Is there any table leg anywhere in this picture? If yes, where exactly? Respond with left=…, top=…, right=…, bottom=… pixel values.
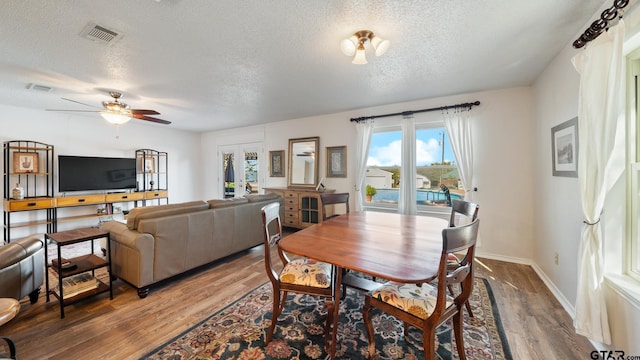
left=330, top=266, right=342, bottom=360
left=45, top=234, right=50, bottom=302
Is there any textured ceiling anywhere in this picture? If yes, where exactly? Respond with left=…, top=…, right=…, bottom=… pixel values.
left=0, top=0, right=607, bottom=132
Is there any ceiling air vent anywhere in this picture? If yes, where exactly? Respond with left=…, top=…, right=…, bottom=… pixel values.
left=26, top=83, right=54, bottom=92
left=79, top=23, right=122, bottom=46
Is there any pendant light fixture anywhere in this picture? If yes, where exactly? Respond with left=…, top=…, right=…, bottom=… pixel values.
left=340, top=30, right=390, bottom=64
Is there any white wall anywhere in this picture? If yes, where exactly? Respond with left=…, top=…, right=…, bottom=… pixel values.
left=532, top=3, right=640, bottom=353
left=201, top=87, right=536, bottom=261
left=0, top=104, right=201, bottom=237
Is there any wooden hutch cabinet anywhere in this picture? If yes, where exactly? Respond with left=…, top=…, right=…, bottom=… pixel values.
left=264, top=187, right=333, bottom=229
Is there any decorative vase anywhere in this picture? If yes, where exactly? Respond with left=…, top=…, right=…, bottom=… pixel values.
left=12, top=183, right=24, bottom=200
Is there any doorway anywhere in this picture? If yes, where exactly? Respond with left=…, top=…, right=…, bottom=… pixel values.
left=219, top=144, right=262, bottom=198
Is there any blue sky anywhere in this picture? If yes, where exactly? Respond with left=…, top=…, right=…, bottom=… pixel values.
left=367, top=128, right=455, bottom=167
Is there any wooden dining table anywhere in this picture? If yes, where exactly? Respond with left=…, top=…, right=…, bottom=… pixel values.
left=278, top=211, right=448, bottom=359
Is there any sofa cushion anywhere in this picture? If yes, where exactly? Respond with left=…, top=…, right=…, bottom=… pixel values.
left=207, top=197, right=249, bottom=209
left=126, top=201, right=208, bottom=230
left=244, top=193, right=280, bottom=203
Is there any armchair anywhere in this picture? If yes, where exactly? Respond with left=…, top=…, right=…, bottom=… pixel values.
left=0, top=234, right=45, bottom=304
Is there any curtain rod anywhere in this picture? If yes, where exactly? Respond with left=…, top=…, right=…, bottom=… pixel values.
left=349, top=101, right=480, bottom=123
left=573, top=0, right=629, bottom=49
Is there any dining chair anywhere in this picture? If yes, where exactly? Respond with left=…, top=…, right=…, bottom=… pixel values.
left=320, top=192, right=350, bottom=221
left=447, top=199, right=479, bottom=317
left=261, top=202, right=337, bottom=351
left=0, top=298, right=19, bottom=359
left=449, top=199, right=479, bottom=227
left=362, top=218, right=480, bottom=360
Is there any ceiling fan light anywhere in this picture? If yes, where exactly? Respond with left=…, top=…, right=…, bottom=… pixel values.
left=101, top=111, right=132, bottom=125
left=340, top=35, right=358, bottom=56
left=352, top=46, right=368, bottom=65
left=371, top=35, right=390, bottom=56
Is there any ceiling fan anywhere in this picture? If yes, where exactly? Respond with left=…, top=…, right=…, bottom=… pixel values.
left=47, top=91, right=171, bottom=125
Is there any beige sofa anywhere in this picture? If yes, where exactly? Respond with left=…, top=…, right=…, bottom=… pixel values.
left=0, top=234, right=45, bottom=304
left=99, top=194, right=282, bottom=298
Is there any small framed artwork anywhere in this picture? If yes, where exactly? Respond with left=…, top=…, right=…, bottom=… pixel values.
left=326, top=146, right=347, bottom=178
left=13, top=152, right=39, bottom=173
left=551, top=117, right=579, bottom=177
left=269, top=150, right=285, bottom=177
left=143, top=157, right=155, bottom=173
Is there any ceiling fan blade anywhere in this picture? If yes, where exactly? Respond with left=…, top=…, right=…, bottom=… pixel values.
left=61, top=97, right=103, bottom=109
left=131, top=109, right=160, bottom=115
left=45, top=109, right=100, bottom=112
left=132, top=114, right=171, bottom=125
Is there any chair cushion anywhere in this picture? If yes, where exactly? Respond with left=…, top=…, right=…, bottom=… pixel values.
left=371, top=282, right=453, bottom=320
left=447, top=253, right=461, bottom=265
left=0, top=298, right=20, bottom=326
left=280, top=259, right=332, bottom=288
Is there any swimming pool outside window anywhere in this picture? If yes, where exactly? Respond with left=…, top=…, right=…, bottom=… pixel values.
left=363, top=124, right=465, bottom=210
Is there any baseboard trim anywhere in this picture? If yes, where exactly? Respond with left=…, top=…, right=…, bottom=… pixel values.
left=530, top=263, right=576, bottom=319
left=475, top=251, right=532, bottom=265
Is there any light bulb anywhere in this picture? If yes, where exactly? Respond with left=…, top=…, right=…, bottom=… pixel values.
left=371, top=35, right=390, bottom=56
left=352, top=44, right=368, bottom=65
left=100, top=111, right=132, bottom=125
left=340, top=35, right=358, bottom=56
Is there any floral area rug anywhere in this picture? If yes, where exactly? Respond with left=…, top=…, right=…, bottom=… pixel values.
left=141, top=278, right=512, bottom=359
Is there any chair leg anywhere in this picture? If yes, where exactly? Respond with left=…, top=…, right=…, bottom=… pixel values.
left=341, top=269, right=348, bottom=300
left=266, top=289, right=281, bottom=345
left=29, top=287, right=41, bottom=304
left=453, top=312, right=467, bottom=360
left=458, top=284, right=473, bottom=317
left=447, top=284, right=455, bottom=296
left=0, top=336, right=17, bottom=359
left=324, top=298, right=334, bottom=353
left=464, top=300, right=473, bottom=318
left=422, top=328, right=436, bottom=360
left=362, top=301, right=376, bottom=360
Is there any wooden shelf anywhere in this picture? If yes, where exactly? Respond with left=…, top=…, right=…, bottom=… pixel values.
left=50, top=254, right=108, bottom=276
left=2, top=218, right=53, bottom=229
left=49, top=279, right=110, bottom=304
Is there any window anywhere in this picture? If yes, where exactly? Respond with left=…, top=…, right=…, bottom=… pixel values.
left=628, top=52, right=640, bottom=281
left=363, top=121, right=465, bottom=212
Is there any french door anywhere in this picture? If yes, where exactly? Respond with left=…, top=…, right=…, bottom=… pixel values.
left=219, top=143, right=262, bottom=198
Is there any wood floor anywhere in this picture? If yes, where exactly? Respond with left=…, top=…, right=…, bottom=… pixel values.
left=1, top=242, right=594, bottom=359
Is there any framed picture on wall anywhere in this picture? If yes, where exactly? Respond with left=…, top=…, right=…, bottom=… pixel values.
left=551, top=117, right=578, bottom=178
left=13, top=152, right=39, bottom=174
left=326, top=146, right=347, bottom=178
left=269, top=150, right=285, bottom=177
left=143, top=157, right=155, bottom=173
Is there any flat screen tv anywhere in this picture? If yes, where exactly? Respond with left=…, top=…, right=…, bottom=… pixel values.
left=58, top=155, right=137, bottom=192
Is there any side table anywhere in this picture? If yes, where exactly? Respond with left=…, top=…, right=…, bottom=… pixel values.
left=45, top=227, right=113, bottom=318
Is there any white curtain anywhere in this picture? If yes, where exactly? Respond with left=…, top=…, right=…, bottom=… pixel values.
left=444, top=108, right=475, bottom=202
left=399, top=116, right=416, bottom=215
left=354, top=121, right=373, bottom=211
left=571, top=20, right=626, bottom=345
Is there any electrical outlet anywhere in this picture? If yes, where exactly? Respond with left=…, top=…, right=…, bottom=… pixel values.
left=554, top=252, right=559, bottom=265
